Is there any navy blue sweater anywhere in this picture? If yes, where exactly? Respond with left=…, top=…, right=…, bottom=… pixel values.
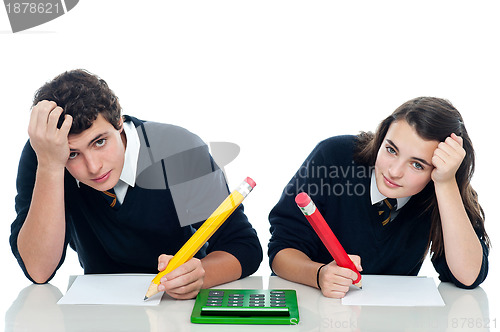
left=268, top=135, right=488, bottom=288
left=11, top=116, right=262, bottom=283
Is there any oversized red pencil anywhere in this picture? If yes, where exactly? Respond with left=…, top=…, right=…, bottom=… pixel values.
left=295, top=192, right=362, bottom=287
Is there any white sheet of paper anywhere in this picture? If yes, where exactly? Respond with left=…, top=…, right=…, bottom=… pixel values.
left=57, top=274, right=163, bottom=306
left=342, top=275, right=445, bottom=306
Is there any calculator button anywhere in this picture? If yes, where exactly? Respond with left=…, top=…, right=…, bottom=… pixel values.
left=249, top=303, right=265, bottom=307
left=208, top=296, right=223, bottom=300
left=206, top=303, right=223, bottom=306
left=227, top=303, right=244, bottom=307
left=208, top=291, right=225, bottom=296
left=206, top=302, right=223, bottom=306
left=271, top=303, right=286, bottom=307
left=270, top=291, right=285, bottom=294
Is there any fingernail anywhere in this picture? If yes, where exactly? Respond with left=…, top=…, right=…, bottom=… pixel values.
left=158, top=284, right=165, bottom=291
left=160, top=277, right=167, bottom=283
left=158, top=262, right=165, bottom=271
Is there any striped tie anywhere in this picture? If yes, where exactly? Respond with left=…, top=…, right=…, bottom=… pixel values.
left=379, top=198, right=397, bottom=226
left=102, top=189, right=119, bottom=209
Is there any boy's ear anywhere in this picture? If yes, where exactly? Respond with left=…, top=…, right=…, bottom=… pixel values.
left=118, top=117, right=124, bottom=133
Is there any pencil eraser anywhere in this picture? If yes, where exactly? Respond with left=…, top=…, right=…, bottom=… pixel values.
left=245, top=177, right=256, bottom=189
left=295, top=192, right=311, bottom=207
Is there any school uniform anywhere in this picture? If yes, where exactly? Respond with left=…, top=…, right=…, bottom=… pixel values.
left=11, top=116, right=263, bottom=283
left=268, top=135, right=488, bottom=289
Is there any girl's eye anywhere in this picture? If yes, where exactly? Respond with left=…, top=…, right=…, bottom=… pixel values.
left=386, top=146, right=396, bottom=155
left=69, top=152, right=78, bottom=160
left=412, top=161, right=424, bottom=170
left=95, top=138, right=106, bottom=147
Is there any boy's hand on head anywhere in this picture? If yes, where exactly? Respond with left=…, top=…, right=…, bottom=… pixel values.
left=157, top=254, right=205, bottom=300
left=431, top=133, right=466, bottom=184
left=318, top=254, right=362, bottom=299
left=28, top=100, right=73, bottom=168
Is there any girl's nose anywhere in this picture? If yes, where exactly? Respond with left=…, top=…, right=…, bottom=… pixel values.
left=388, top=161, right=404, bottom=178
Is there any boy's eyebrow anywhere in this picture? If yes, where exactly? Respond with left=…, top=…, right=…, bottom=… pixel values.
left=69, top=132, right=108, bottom=152
left=385, top=139, right=432, bottom=167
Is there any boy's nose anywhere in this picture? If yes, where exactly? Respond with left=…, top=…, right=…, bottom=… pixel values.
left=86, top=155, right=102, bottom=174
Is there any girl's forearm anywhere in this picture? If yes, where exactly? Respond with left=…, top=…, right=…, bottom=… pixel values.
left=435, top=180, right=483, bottom=286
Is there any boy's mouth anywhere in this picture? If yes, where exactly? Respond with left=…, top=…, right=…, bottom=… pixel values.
left=92, top=170, right=111, bottom=183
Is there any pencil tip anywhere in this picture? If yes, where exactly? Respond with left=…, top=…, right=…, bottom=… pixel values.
left=144, top=296, right=148, bottom=301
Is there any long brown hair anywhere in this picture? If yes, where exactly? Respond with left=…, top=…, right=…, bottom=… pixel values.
left=354, top=97, right=490, bottom=259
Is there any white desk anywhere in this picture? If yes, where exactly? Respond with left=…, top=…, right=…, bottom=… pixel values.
left=4, top=276, right=493, bottom=332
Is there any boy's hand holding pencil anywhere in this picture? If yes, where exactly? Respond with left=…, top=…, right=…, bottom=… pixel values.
left=156, top=255, right=205, bottom=300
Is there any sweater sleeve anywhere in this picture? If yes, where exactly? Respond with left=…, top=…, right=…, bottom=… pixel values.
left=134, top=119, right=263, bottom=278
left=204, top=203, right=263, bottom=279
left=431, top=233, right=489, bottom=289
left=268, top=139, right=337, bottom=270
left=184, top=156, right=262, bottom=278
left=10, top=140, right=70, bottom=283
left=172, top=131, right=262, bottom=278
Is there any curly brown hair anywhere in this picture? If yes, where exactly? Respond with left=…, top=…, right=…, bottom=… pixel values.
left=32, top=69, right=122, bottom=134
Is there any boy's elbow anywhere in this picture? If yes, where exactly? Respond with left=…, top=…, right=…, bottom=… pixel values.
left=25, top=266, right=54, bottom=284
left=31, top=275, right=50, bottom=284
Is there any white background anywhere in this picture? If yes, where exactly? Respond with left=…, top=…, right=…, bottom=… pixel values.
left=1, top=0, right=499, bottom=328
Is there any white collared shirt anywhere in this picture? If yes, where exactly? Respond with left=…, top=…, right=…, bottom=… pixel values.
left=113, top=119, right=140, bottom=204
left=370, top=171, right=410, bottom=211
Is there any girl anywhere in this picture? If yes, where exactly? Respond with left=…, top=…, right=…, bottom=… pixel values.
left=268, top=97, right=490, bottom=298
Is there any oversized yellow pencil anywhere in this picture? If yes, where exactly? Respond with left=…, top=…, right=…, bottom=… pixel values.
left=144, top=177, right=256, bottom=300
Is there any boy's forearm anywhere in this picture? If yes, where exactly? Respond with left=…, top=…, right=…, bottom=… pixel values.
left=200, top=251, right=242, bottom=288
left=17, top=165, right=67, bottom=283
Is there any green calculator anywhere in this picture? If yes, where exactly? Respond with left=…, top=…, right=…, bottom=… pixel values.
left=190, top=289, right=299, bottom=325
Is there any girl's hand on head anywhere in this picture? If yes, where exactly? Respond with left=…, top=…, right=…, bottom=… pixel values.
left=431, top=133, right=466, bottom=184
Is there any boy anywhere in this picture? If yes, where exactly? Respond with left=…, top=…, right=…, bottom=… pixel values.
left=10, top=69, right=262, bottom=299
